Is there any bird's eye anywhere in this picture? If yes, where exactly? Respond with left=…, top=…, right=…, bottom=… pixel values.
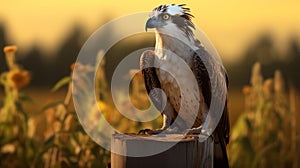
left=163, top=14, right=170, bottom=20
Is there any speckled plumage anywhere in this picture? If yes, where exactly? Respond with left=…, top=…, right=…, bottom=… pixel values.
left=141, top=4, right=230, bottom=167
left=155, top=34, right=205, bottom=129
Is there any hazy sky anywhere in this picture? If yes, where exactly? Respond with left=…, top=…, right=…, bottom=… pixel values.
left=1, top=0, right=300, bottom=62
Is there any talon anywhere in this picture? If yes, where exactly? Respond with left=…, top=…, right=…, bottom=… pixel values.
left=164, top=127, right=181, bottom=134
left=187, top=126, right=202, bottom=134
left=138, top=128, right=152, bottom=135
left=138, top=128, right=165, bottom=135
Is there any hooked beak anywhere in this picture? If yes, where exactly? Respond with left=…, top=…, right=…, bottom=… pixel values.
left=145, top=17, right=157, bottom=32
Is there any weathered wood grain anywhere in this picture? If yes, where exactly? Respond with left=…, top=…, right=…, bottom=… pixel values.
left=111, top=133, right=213, bottom=168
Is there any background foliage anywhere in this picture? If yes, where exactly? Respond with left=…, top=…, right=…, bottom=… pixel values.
left=0, top=22, right=299, bottom=168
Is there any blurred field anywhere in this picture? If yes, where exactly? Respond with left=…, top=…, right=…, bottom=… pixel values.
left=14, top=88, right=300, bottom=138
left=1, top=46, right=299, bottom=167
left=229, top=88, right=300, bottom=128
left=228, top=89, right=245, bottom=125
left=229, top=88, right=300, bottom=132
left=1, top=1, right=300, bottom=167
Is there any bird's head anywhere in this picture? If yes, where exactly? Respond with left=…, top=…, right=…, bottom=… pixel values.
left=146, top=4, right=195, bottom=40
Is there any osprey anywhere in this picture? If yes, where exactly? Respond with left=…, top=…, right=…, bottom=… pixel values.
left=140, top=4, right=230, bottom=167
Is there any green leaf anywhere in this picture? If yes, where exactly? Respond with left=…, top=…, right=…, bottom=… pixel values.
left=42, top=101, right=64, bottom=111
left=0, top=72, right=8, bottom=86
left=252, top=142, right=278, bottom=168
left=15, top=101, right=28, bottom=119
left=18, top=93, right=34, bottom=104
left=52, top=76, right=71, bottom=92
left=15, top=101, right=29, bottom=131
left=244, top=117, right=253, bottom=131
left=33, top=135, right=58, bottom=167
left=0, top=137, right=18, bottom=147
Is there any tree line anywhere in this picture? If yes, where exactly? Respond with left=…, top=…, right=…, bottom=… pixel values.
left=0, top=23, right=299, bottom=89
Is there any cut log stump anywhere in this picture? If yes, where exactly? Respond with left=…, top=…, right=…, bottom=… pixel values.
left=111, top=133, right=213, bottom=168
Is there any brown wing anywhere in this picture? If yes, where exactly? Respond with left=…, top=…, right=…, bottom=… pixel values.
left=192, top=49, right=230, bottom=167
left=140, top=50, right=164, bottom=112
left=192, top=49, right=229, bottom=143
left=191, top=51, right=212, bottom=109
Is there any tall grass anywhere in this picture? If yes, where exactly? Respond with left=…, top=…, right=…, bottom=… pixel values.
left=0, top=46, right=110, bottom=167
left=229, top=62, right=299, bottom=168
left=0, top=46, right=160, bottom=167
left=1, top=45, right=298, bottom=167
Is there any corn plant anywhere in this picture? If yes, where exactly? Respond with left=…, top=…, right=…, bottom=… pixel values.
left=0, top=45, right=167, bottom=167
left=34, top=62, right=110, bottom=168
left=0, top=46, right=34, bottom=167
left=229, top=62, right=298, bottom=168
left=0, top=46, right=111, bottom=168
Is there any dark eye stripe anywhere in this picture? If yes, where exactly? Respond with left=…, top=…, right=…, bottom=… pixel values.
left=172, top=15, right=195, bottom=40
left=152, top=5, right=194, bottom=21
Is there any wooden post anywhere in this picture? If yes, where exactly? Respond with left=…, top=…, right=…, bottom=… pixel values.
left=111, top=133, right=213, bottom=168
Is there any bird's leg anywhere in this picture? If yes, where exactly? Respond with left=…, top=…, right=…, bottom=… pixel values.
left=186, top=126, right=202, bottom=134
left=138, top=114, right=171, bottom=135
left=139, top=101, right=175, bottom=135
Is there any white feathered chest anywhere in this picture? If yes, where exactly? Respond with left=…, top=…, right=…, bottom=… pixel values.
left=154, top=33, right=207, bottom=128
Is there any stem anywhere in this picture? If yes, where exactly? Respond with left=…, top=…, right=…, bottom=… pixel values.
left=6, top=52, right=17, bottom=70
left=289, top=85, right=297, bottom=168
left=64, top=80, right=72, bottom=106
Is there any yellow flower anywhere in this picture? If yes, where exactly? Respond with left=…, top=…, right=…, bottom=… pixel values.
left=95, top=101, right=112, bottom=121
left=3, top=45, right=17, bottom=53
left=3, top=45, right=18, bottom=70
left=242, top=85, right=251, bottom=95
left=7, top=69, right=31, bottom=89
left=97, top=101, right=109, bottom=114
